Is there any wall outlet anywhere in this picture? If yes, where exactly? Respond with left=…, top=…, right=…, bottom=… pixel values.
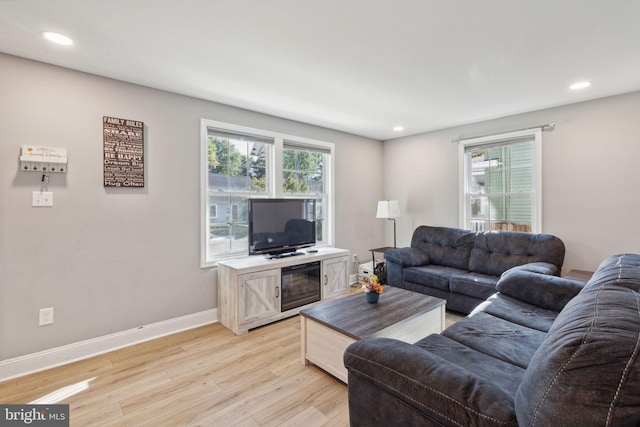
left=352, top=253, right=357, bottom=263
left=39, top=307, right=54, bottom=326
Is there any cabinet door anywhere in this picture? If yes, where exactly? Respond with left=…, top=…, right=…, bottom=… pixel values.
left=322, top=256, right=349, bottom=300
left=239, top=269, right=280, bottom=323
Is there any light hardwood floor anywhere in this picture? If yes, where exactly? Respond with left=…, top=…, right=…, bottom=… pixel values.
left=0, top=317, right=347, bottom=426
left=0, top=312, right=462, bottom=427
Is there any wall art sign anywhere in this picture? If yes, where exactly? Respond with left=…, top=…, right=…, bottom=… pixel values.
left=103, top=116, right=144, bottom=187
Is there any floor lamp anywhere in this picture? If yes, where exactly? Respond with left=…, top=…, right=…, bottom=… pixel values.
left=376, top=200, right=401, bottom=248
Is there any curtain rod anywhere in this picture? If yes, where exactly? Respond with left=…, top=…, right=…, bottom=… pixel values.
left=451, top=122, right=556, bottom=144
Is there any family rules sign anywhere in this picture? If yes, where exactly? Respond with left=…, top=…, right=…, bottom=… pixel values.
left=103, top=116, right=144, bottom=187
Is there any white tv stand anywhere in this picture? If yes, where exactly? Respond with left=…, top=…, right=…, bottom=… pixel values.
left=217, top=247, right=350, bottom=335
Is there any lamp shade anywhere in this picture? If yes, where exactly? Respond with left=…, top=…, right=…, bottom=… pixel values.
left=376, top=200, right=400, bottom=219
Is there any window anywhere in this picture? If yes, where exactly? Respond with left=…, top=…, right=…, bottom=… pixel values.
left=204, top=128, right=272, bottom=261
left=283, top=142, right=330, bottom=248
left=201, top=120, right=334, bottom=266
left=459, top=129, right=542, bottom=233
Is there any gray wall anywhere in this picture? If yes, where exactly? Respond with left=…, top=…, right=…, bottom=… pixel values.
left=383, top=90, right=640, bottom=272
left=4, top=51, right=638, bottom=363
left=0, top=53, right=383, bottom=360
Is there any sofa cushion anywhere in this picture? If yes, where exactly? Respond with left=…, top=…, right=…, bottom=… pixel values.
left=344, top=337, right=520, bottom=427
left=468, top=231, right=565, bottom=277
left=496, top=268, right=584, bottom=312
left=403, top=264, right=466, bottom=291
left=415, top=333, right=526, bottom=396
left=515, top=254, right=640, bottom=426
left=450, top=272, right=499, bottom=300
left=588, top=253, right=640, bottom=292
left=473, top=293, right=558, bottom=333
left=442, top=311, right=547, bottom=369
left=410, top=225, right=475, bottom=270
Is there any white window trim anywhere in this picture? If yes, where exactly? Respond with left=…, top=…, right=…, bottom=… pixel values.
left=458, top=128, right=542, bottom=232
left=200, top=119, right=335, bottom=268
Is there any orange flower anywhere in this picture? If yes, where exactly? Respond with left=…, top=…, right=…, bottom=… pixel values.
left=361, top=274, right=383, bottom=294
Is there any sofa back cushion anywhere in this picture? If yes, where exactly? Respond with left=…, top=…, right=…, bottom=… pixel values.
left=514, top=254, right=640, bottom=426
left=410, top=226, right=475, bottom=270
left=496, top=268, right=583, bottom=312
left=468, top=231, right=565, bottom=277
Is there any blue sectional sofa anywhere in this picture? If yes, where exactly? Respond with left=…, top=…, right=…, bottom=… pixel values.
left=384, top=225, right=566, bottom=313
left=344, top=253, right=640, bottom=426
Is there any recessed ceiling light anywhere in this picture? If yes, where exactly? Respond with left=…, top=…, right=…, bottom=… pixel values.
left=393, top=126, right=404, bottom=132
left=41, top=31, right=73, bottom=46
left=569, top=81, right=591, bottom=90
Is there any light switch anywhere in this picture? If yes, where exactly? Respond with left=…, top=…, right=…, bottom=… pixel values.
left=32, top=191, right=53, bottom=207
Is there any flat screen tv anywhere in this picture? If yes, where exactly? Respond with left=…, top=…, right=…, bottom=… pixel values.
left=248, top=198, right=316, bottom=258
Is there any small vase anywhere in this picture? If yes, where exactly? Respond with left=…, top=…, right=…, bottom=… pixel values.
left=365, top=292, right=380, bottom=304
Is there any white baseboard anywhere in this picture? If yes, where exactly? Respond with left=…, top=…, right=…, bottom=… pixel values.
left=0, top=308, right=218, bottom=382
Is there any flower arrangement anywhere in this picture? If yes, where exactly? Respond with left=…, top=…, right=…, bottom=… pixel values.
left=362, top=274, right=383, bottom=294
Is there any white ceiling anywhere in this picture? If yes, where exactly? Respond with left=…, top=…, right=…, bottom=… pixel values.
left=1, top=0, right=639, bottom=140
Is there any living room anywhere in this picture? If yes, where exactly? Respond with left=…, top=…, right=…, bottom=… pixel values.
left=1, top=1, right=640, bottom=426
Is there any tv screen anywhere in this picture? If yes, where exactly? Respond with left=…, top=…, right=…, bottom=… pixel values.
left=248, top=198, right=316, bottom=257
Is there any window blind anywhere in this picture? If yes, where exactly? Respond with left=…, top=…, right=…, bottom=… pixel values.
left=284, top=140, right=331, bottom=155
left=208, top=128, right=274, bottom=144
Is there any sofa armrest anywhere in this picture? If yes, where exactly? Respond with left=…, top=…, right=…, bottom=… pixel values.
left=507, top=261, right=558, bottom=276
left=384, top=247, right=430, bottom=267
left=496, top=269, right=584, bottom=312
left=344, top=338, right=518, bottom=427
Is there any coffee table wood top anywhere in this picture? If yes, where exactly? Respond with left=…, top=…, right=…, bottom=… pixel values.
left=300, top=286, right=445, bottom=341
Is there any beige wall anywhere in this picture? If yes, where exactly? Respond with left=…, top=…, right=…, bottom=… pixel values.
left=0, top=53, right=383, bottom=360
left=383, top=90, right=640, bottom=273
